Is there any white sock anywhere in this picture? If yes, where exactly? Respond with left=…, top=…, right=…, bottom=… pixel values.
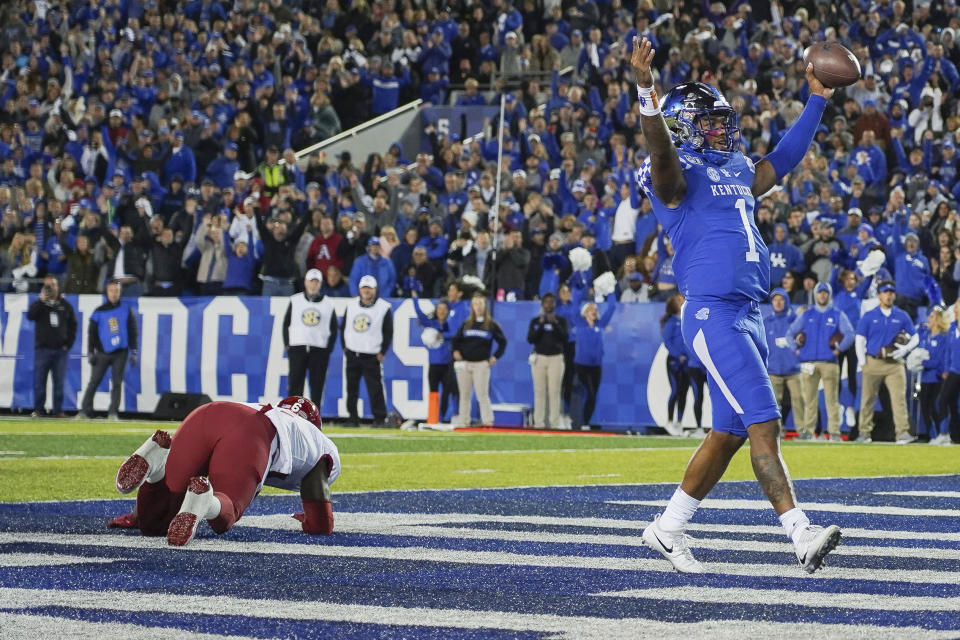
left=202, top=492, right=222, bottom=520
left=658, top=487, right=701, bottom=532
left=135, top=441, right=169, bottom=485
left=779, top=507, right=810, bottom=544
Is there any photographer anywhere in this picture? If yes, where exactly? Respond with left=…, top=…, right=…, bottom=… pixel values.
left=27, top=276, right=77, bottom=418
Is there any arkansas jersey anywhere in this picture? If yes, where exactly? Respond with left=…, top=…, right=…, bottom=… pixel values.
left=638, top=151, right=769, bottom=302
left=252, top=403, right=341, bottom=492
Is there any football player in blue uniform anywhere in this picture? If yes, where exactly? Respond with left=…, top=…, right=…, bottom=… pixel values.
left=631, top=37, right=841, bottom=574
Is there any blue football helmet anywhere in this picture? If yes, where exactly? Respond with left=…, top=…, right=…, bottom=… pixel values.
left=661, top=82, right=740, bottom=165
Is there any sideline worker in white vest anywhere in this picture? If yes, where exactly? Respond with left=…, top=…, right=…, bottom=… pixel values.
left=283, top=269, right=339, bottom=405
left=341, top=274, right=393, bottom=425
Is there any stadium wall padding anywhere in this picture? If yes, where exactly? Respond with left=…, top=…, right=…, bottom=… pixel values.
left=0, top=294, right=697, bottom=429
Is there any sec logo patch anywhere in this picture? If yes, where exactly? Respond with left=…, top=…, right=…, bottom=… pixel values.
left=707, top=167, right=721, bottom=182
left=301, top=309, right=320, bottom=326
left=353, top=314, right=372, bottom=332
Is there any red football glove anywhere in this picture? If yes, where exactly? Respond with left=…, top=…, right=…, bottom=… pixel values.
left=296, top=499, right=334, bottom=535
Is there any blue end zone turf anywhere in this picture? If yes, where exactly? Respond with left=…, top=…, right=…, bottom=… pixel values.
left=1, top=476, right=959, bottom=638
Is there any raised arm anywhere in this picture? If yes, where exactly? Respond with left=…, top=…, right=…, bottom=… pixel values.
left=752, top=64, right=833, bottom=197
left=631, top=37, right=685, bottom=208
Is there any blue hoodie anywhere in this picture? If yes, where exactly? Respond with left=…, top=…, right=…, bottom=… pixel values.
left=945, top=322, right=960, bottom=375
left=573, top=295, right=616, bottom=366
left=413, top=297, right=455, bottom=364
left=917, top=323, right=948, bottom=383
left=768, top=224, right=806, bottom=287
left=661, top=314, right=686, bottom=360
left=830, top=266, right=872, bottom=329
left=787, top=283, right=856, bottom=362
left=894, top=249, right=930, bottom=301
left=764, top=288, right=801, bottom=376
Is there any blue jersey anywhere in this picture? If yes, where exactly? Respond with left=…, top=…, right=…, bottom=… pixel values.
left=638, top=152, right=768, bottom=302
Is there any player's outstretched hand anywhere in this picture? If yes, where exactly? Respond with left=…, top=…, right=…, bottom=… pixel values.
left=631, top=36, right=656, bottom=88
left=805, top=63, right=835, bottom=100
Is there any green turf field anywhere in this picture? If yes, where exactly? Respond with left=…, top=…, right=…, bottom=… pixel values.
left=1, top=418, right=957, bottom=502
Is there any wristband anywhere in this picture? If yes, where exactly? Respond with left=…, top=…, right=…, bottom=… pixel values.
left=636, top=84, right=660, bottom=116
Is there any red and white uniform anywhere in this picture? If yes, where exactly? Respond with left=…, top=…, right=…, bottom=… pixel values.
left=136, top=401, right=338, bottom=537
left=256, top=403, right=341, bottom=492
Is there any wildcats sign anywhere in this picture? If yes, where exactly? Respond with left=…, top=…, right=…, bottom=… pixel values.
left=0, top=295, right=690, bottom=428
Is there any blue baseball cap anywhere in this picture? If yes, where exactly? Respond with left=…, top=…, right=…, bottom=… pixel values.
left=814, top=282, right=832, bottom=295
left=878, top=281, right=896, bottom=293
left=226, top=141, right=238, bottom=151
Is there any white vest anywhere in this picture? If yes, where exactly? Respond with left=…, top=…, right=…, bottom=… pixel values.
left=259, top=405, right=341, bottom=492
left=343, top=297, right=391, bottom=354
left=287, top=293, right=335, bottom=348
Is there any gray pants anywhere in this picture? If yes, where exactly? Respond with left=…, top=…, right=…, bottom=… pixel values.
left=81, top=349, right=127, bottom=414
left=531, top=353, right=564, bottom=428
left=770, top=372, right=803, bottom=433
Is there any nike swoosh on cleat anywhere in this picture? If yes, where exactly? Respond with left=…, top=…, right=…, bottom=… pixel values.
left=652, top=530, right=673, bottom=554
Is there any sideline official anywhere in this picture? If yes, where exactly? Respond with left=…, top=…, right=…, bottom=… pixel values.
left=527, top=292, right=568, bottom=429
left=855, top=280, right=917, bottom=443
left=77, top=280, right=139, bottom=420
left=342, top=275, right=393, bottom=425
left=27, top=275, right=77, bottom=417
left=283, top=269, right=338, bottom=405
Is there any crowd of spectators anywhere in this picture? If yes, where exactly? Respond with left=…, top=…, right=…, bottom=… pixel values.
left=3, top=0, right=960, bottom=322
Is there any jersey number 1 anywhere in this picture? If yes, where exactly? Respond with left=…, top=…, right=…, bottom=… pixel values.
left=736, top=198, right=760, bottom=263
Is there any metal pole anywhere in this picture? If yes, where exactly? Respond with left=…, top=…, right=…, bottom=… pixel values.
left=490, top=92, right=506, bottom=302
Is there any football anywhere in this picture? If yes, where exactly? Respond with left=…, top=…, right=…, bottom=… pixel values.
left=879, top=330, right=912, bottom=358
left=803, top=42, right=862, bottom=88
left=829, top=331, right=844, bottom=348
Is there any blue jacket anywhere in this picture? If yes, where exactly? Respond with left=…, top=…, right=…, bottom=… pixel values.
left=349, top=253, right=397, bottom=297
left=205, top=154, right=240, bottom=190
left=163, top=145, right=197, bottom=185
left=787, top=292, right=855, bottom=362
left=917, top=324, right=948, bottom=383
left=946, top=323, right=960, bottom=374
left=830, top=266, right=871, bottom=329
left=661, top=315, right=686, bottom=360
left=573, top=297, right=616, bottom=366
left=413, top=297, right=455, bottom=364
left=768, top=234, right=806, bottom=287
left=764, top=290, right=801, bottom=376
left=857, top=306, right=916, bottom=357
left=894, top=250, right=930, bottom=301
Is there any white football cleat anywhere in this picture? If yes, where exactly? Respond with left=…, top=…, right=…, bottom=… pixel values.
left=167, top=476, right=219, bottom=547
left=663, top=420, right=683, bottom=437
left=794, top=524, right=842, bottom=573
left=116, top=430, right=172, bottom=494
left=642, top=515, right=704, bottom=573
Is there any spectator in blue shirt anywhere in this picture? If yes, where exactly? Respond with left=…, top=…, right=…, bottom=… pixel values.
left=413, top=291, right=458, bottom=423
left=855, top=280, right=919, bottom=442
left=349, top=236, right=397, bottom=296
left=659, top=293, right=688, bottom=437
left=894, top=232, right=931, bottom=319
left=163, top=131, right=197, bottom=186
left=915, top=308, right=950, bottom=443
left=363, top=62, right=412, bottom=116
left=764, top=288, right=804, bottom=438
left=205, top=142, right=240, bottom=190
left=573, top=293, right=616, bottom=429
left=768, top=223, right=806, bottom=289
left=787, top=283, right=855, bottom=441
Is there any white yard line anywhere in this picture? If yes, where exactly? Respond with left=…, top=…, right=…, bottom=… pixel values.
left=236, top=513, right=960, bottom=560
left=0, top=532, right=956, bottom=585
left=610, top=499, right=960, bottom=518
left=0, top=553, right=116, bottom=567
left=874, top=491, right=960, bottom=498
left=0, top=613, right=258, bottom=640
left=592, top=586, right=960, bottom=612
left=0, top=589, right=955, bottom=640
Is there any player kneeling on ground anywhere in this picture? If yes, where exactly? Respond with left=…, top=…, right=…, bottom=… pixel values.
left=111, top=397, right=339, bottom=546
